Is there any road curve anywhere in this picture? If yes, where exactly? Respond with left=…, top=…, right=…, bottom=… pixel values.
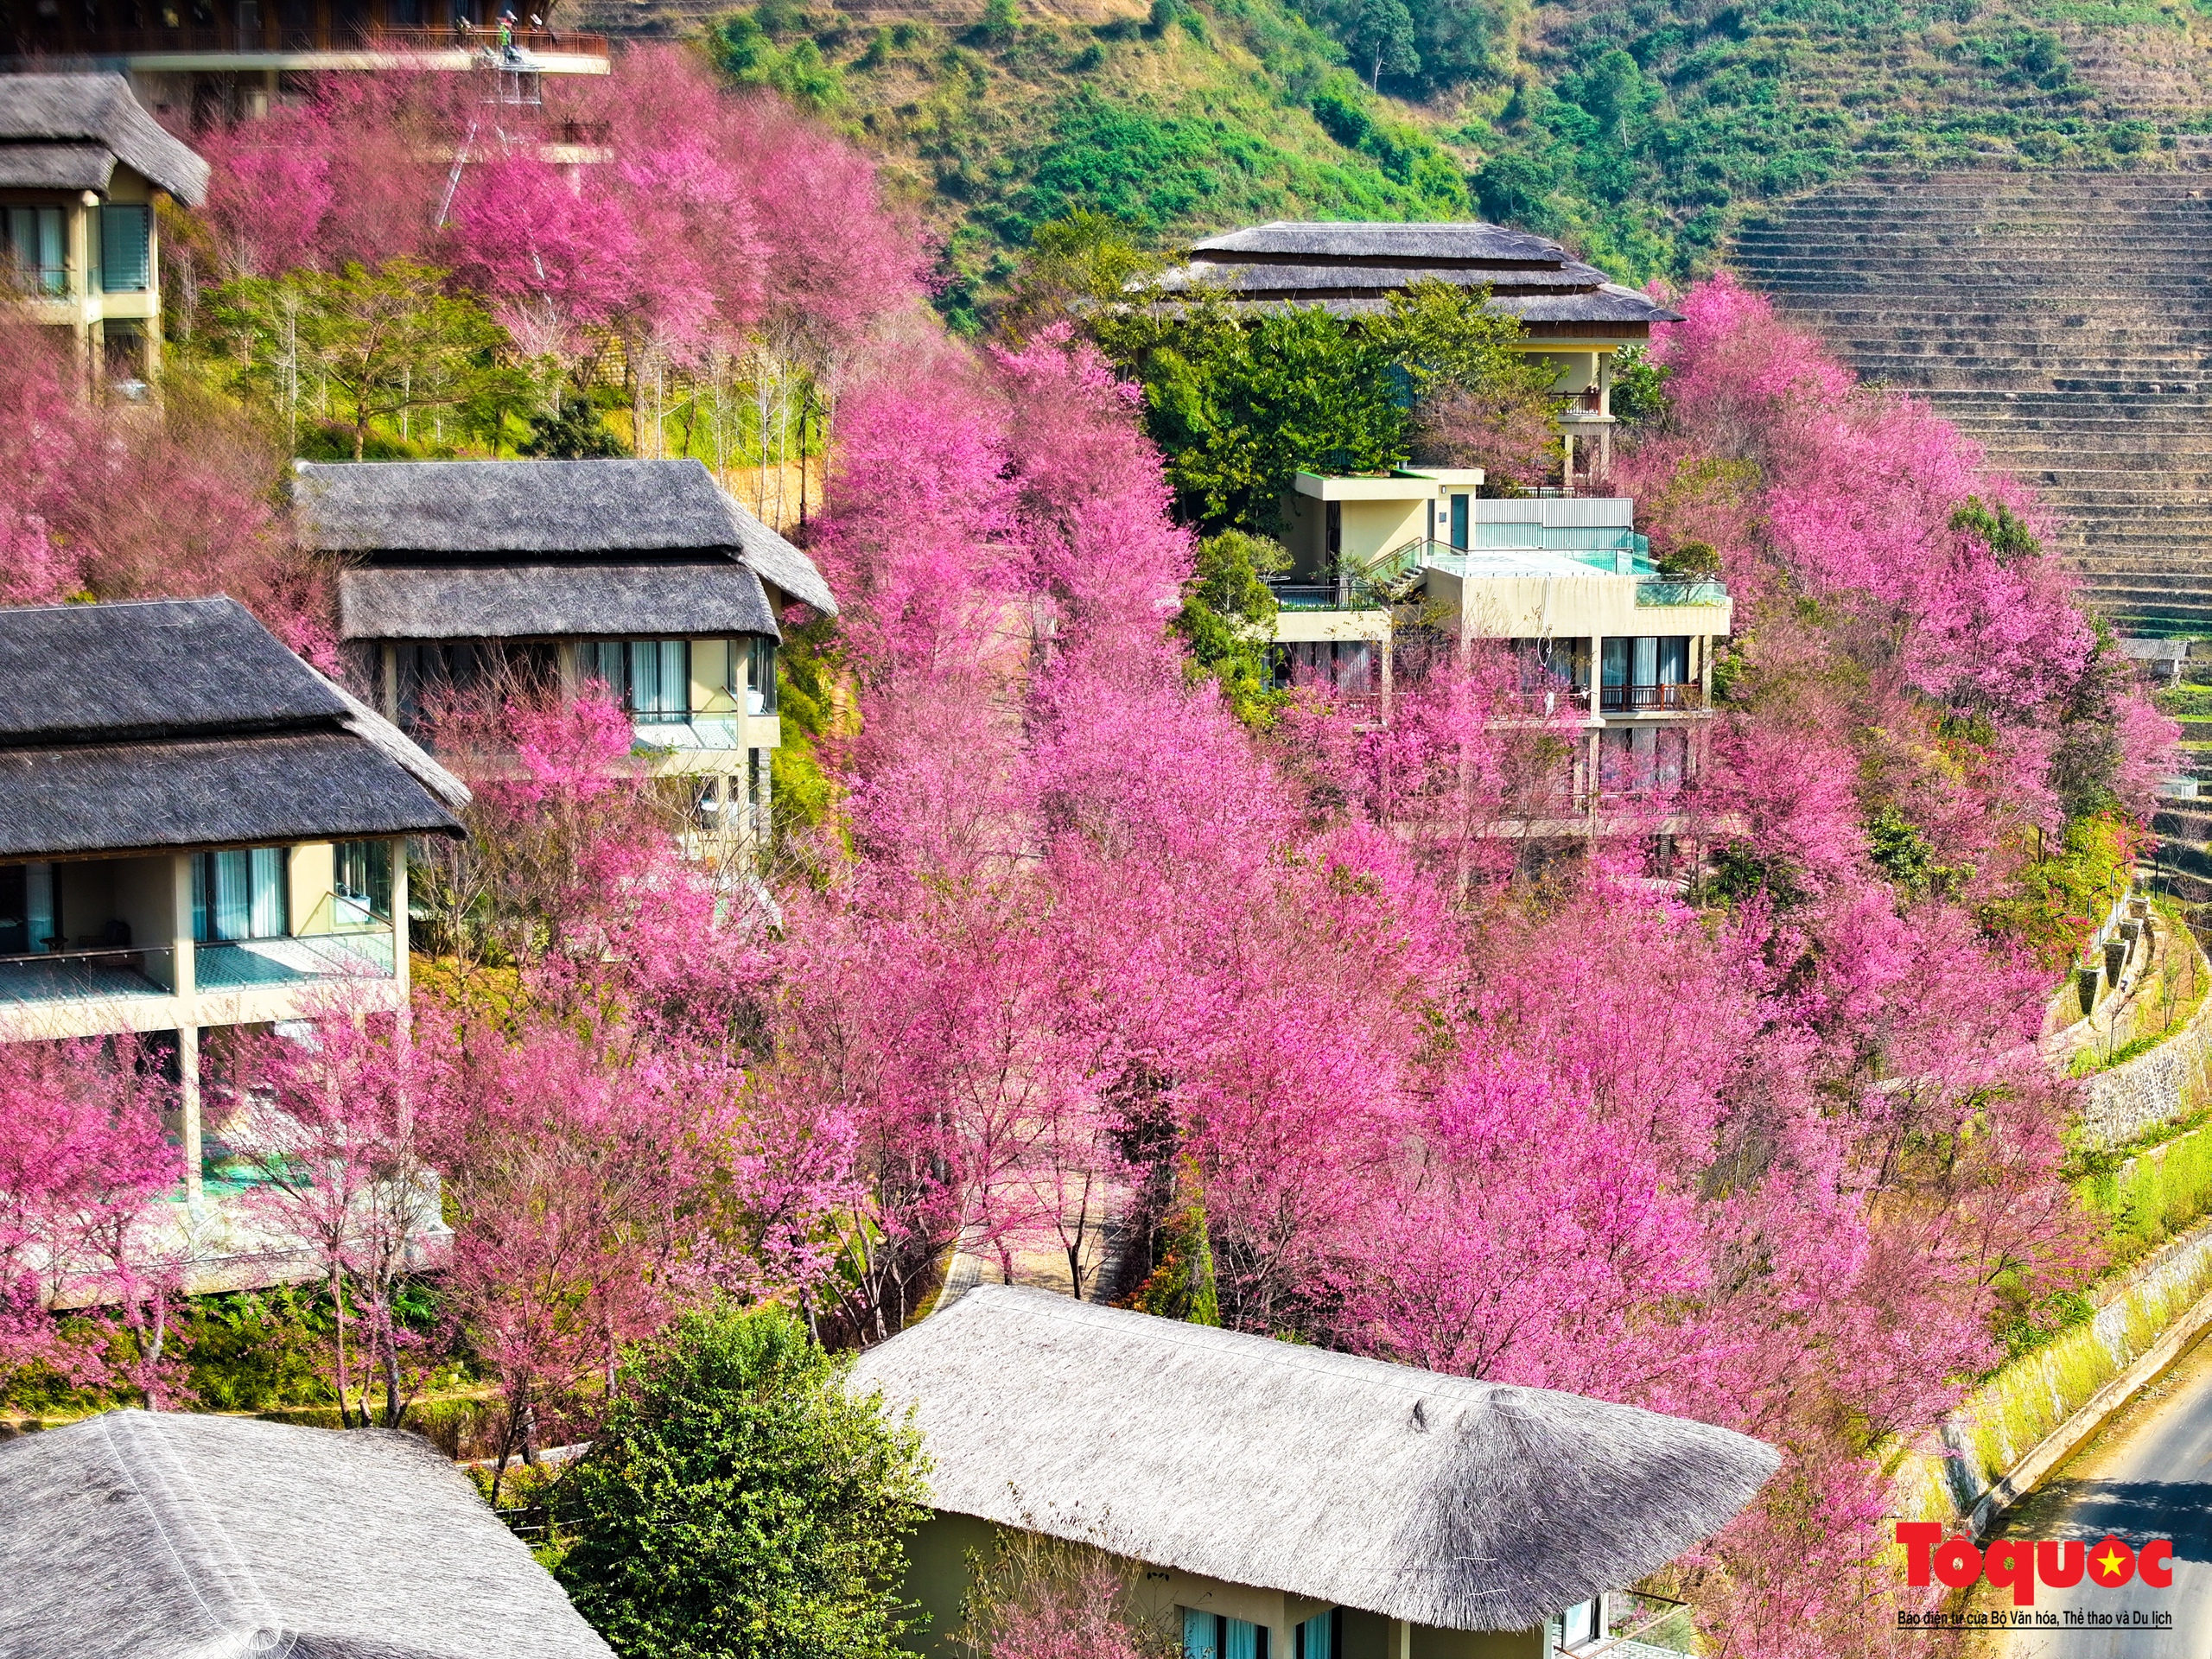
left=1996, top=1335, right=2212, bottom=1658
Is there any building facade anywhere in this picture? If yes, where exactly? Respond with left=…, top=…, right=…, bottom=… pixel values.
left=294, top=457, right=838, bottom=861
left=849, top=1287, right=1777, bottom=1659
left=1151, top=222, right=1682, bottom=488
left=0, top=75, right=209, bottom=385
left=1274, top=470, right=1732, bottom=835
left=0, top=597, right=466, bottom=1208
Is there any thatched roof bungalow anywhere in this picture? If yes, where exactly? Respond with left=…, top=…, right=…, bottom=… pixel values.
left=849, top=1287, right=1777, bottom=1659
left=0, top=597, right=464, bottom=1221
left=0, top=1409, right=613, bottom=1659
left=294, top=457, right=837, bottom=846
left=1147, top=220, right=1681, bottom=485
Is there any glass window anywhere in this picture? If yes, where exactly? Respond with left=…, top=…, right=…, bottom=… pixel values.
left=1183, top=1611, right=1220, bottom=1659
left=1561, top=1599, right=1600, bottom=1647
left=334, top=839, right=392, bottom=922
left=1224, top=1618, right=1262, bottom=1659
left=1600, top=637, right=1628, bottom=690
left=1631, top=635, right=1659, bottom=690
left=99, top=206, right=149, bottom=293
left=746, top=635, right=779, bottom=716
left=0, top=862, right=54, bottom=955
left=5, top=207, right=66, bottom=296
left=1295, top=1612, right=1334, bottom=1659
left=1658, top=635, right=1689, bottom=686
left=193, top=849, right=289, bottom=942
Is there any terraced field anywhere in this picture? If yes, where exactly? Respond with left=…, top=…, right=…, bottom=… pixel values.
left=1730, top=168, right=2212, bottom=637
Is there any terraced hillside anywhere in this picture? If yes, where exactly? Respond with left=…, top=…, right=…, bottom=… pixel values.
left=1729, top=169, right=2212, bottom=637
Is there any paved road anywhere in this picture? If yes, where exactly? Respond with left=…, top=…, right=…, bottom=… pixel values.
left=1996, top=1337, right=2212, bottom=1657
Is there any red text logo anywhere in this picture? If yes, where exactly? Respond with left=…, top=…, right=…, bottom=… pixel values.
left=1897, top=1522, right=2175, bottom=1607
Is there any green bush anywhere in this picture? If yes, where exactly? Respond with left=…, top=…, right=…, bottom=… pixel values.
left=556, top=1304, right=931, bottom=1659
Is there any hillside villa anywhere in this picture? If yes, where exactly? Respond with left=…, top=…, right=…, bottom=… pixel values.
left=0, top=596, right=465, bottom=1224
left=1274, top=469, right=1731, bottom=832
left=1152, top=221, right=1682, bottom=488
left=0, top=74, right=208, bottom=388
left=850, top=1286, right=1778, bottom=1659
left=0, top=1409, right=613, bottom=1656
left=292, top=456, right=837, bottom=863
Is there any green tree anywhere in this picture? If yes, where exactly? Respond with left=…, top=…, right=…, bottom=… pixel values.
left=1350, top=0, right=1418, bottom=89
left=556, top=1304, right=931, bottom=1659
left=207, top=259, right=514, bottom=461
left=995, top=212, right=1161, bottom=342
left=522, top=393, right=632, bottom=460
left=1173, top=529, right=1288, bottom=728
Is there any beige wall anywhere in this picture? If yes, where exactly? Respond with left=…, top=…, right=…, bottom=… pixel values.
left=896, top=1513, right=1548, bottom=1659
left=1425, top=569, right=1732, bottom=640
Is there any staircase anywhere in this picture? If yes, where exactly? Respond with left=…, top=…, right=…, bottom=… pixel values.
left=1727, top=169, right=2212, bottom=636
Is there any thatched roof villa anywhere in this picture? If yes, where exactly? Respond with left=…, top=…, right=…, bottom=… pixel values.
left=0, top=1409, right=613, bottom=1658
left=849, top=1287, right=1777, bottom=1659
left=0, top=596, right=463, bottom=1231
left=295, top=456, right=838, bottom=852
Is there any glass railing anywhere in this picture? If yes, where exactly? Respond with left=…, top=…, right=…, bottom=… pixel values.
left=632, top=711, right=747, bottom=752
left=1574, top=1592, right=1699, bottom=1656
left=1268, top=583, right=1389, bottom=613
left=0, top=944, right=176, bottom=1005
left=195, top=931, right=396, bottom=991
left=1636, top=579, right=1729, bottom=607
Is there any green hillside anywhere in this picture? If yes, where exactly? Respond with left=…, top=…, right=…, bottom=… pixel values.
left=674, top=0, right=2212, bottom=326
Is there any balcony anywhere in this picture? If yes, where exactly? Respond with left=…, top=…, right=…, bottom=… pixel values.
left=0, top=944, right=175, bottom=1006
left=196, top=930, right=395, bottom=991
left=631, top=711, right=750, bottom=753
left=1599, top=682, right=1704, bottom=715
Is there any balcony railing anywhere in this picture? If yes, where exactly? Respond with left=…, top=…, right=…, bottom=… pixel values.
left=1636, top=578, right=1728, bottom=607
left=1599, top=682, right=1704, bottom=714
left=632, top=710, right=747, bottom=752
left=196, top=931, right=396, bottom=991
left=0, top=945, right=175, bottom=1005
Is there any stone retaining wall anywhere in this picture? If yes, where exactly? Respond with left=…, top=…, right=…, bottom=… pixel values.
left=2081, top=1001, right=2212, bottom=1147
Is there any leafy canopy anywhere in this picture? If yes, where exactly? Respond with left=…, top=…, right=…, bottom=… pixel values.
left=556, top=1303, right=931, bottom=1659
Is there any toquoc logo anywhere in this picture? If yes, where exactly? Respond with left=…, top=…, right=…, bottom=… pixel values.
left=1897, top=1523, right=2175, bottom=1607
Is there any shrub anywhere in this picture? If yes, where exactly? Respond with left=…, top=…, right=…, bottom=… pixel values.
left=556, top=1304, right=931, bottom=1659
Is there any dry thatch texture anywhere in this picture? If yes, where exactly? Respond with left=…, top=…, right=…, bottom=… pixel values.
left=1156, top=220, right=1682, bottom=331
left=0, top=596, right=347, bottom=747
left=296, top=458, right=837, bottom=620
left=0, top=732, right=465, bottom=858
left=0, top=1410, right=613, bottom=1659
left=0, top=596, right=464, bottom=859
left=0, top=74, right=208, bottom=203
left=338, top=561, right=780, bottom=643
left=848, top=1287, right=1779, bottom=1633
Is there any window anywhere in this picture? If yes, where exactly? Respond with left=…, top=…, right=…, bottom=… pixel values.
left=3, top=207, right=65, bottom=296
left=1560, top=1599, right=1600, bottom=1649
left=0, top=862, right=55, bottom=955
left=334, top=839, right=392, bottom=924
left=1599, top=636, right=1696, bottom=712
left=1182, top=1613, right=1266, bottom=1659
left=1272, top=640, right=1376, bottom=700
left=587, top=639, right=691, bottom=721
left=99, top=205, right=149, bottom=294
left=192, top=849, right=288, bottom=943
left=744, top=635, right=779, bottom=716
left=1294, top=1611, right=1337, bottom=1659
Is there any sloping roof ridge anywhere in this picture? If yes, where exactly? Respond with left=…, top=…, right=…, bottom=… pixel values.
left=0, top=75, right=209, bottom=205
left=98, top=1411, right=295, bottom=1655
left=955, top=1286, right=1499, bottom=1404
left=315, top=667, right=473, bottom=815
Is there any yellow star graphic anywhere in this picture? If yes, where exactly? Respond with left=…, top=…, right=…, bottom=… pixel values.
left=2095, top=1548, right=2129, bottom=1580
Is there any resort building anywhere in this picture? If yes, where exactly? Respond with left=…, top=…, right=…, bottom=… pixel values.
left=0, top=1409, right=614, bottom=1657
left=293, top=457, right=837, bottom=858
left=1154, top=222, right=1681, bottom=486
left=1274, top=469, right=1731, bottom=824
left=0, top=595, right=467, bottom=1204
left=850, top=1286, right=1777, bottom=1659
left=0, top=74, right=208, bottom=386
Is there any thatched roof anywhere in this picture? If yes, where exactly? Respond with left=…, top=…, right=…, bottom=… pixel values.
left=339, top=561, right=779, bottom=642
left=293, top=459, right=838, bottom=618
left=0, top=75, right=209, bottom=203
left=848, top=1287, right=1778, bottom=1634
left=0, top=1409, right=613, bottom=1659
left=1154, top=220, right=1683, bottom=332
left=0, top=597, right=464, bottom=860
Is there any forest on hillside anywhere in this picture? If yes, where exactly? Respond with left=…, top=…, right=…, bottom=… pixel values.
left=677, top=0, right=2212, bottom=321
